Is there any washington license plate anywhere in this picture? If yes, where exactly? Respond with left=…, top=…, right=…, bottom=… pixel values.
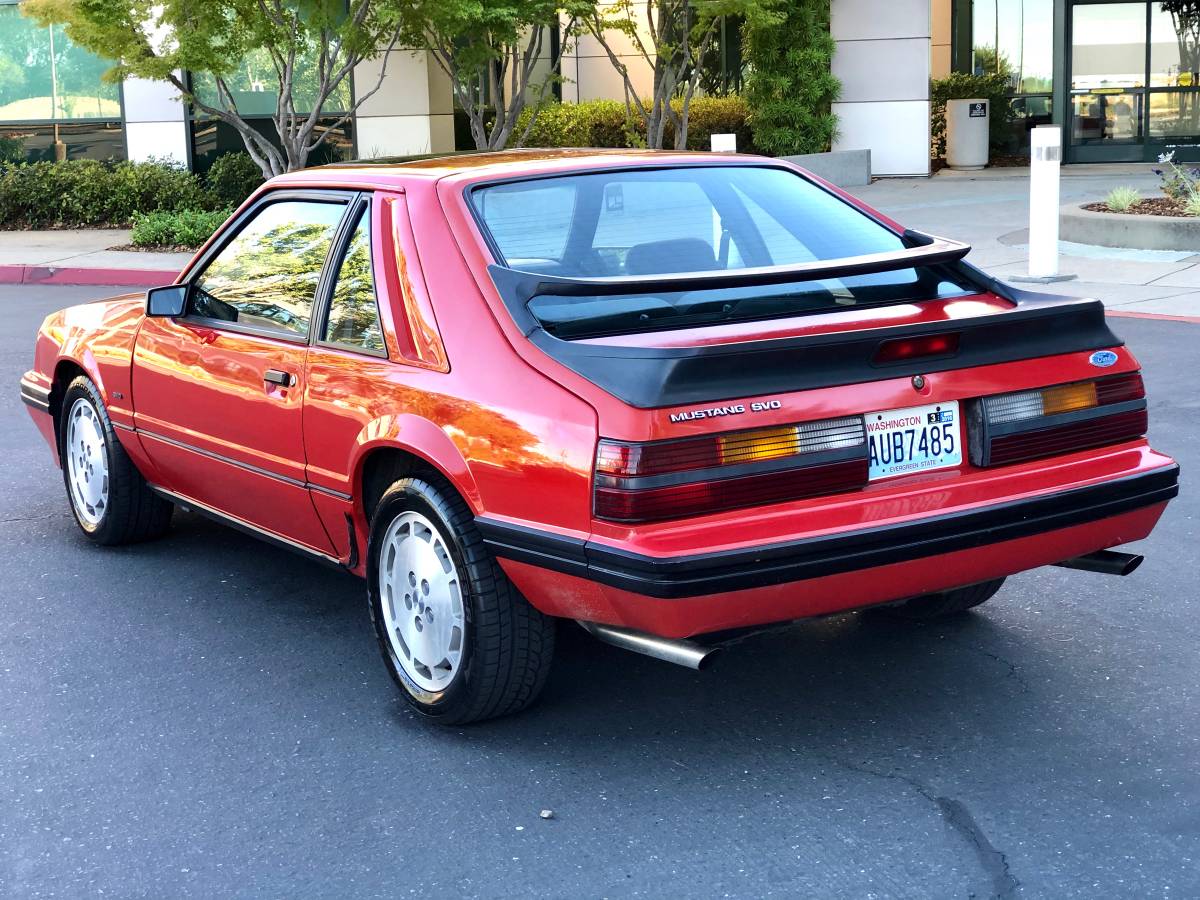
left=865, top=401, right=962, bottom=481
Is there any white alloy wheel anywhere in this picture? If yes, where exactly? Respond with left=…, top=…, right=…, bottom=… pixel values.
left=378, top=510, right=466, bottom=693
left=65, top=397, right=109, bottom=527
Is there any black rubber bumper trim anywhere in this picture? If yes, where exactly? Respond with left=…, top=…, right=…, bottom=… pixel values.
left=476, top=465, right=1180, bottom=600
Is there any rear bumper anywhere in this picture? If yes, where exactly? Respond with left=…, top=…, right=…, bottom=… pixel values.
left=478, top=464, right=1179, bottom=600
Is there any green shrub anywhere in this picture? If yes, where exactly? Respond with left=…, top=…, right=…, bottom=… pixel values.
left=664, top=96, right=758, bottom=152
left=130, top=207, right=232, bottom=249
left=0, top=135, right=23, bottom=165
left=742, top=0, right=840, bottom=156
left=0, top=159, right=213, bottom=228
left=516, top=96, right=760, bottom=153
left=206, top=152, right=264, bottom=206
left=930, top=72, right=1017, bottom=158
left=1183, top=192, right=1200, bottom=218
left=517, top=100, right=634, bottom=149
left=1104, top=186, right=1140, bottom=212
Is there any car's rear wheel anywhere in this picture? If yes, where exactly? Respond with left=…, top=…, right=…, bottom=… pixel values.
left=367, top=476, right=555, bottom=724
left=877, top=578, right=1006, bottom=621
left=59, top=376, right=172, bottom=545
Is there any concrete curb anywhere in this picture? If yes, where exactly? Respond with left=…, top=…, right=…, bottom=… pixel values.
left=0, top=265, right=178, bottom=287
left=1060, top=203, right=1200, bottom=252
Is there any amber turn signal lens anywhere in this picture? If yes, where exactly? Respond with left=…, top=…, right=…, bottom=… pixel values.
left=718, top=425, right=800, bottom=464
left=1041, top=381, right=1098, bottom=416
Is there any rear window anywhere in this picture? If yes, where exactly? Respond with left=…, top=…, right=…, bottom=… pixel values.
left=472, top=166, right=974, bottom=339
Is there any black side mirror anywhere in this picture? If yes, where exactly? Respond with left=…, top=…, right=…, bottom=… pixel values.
left=146, top=284, right=188, bottom=317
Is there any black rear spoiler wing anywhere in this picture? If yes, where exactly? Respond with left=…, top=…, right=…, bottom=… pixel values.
left=490, top=230, right=970, bottom=317
left=483, top=230, right=1122, bottom=409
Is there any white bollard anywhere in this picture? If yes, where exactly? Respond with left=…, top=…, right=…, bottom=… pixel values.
left=710, top=133, right=737, bottom=153
left=1014, top=125, right=1074, bottom=283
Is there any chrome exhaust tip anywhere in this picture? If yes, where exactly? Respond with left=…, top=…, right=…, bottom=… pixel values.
left=1054, top=550, right=1144, bottom=577
left=577, top=621, right=720, bottom=670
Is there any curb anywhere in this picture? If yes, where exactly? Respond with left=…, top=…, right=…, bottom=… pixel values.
left=1060, top=203, right=1200, bottom=253
left=0, top=265, right=178, bottom=287
left=1106, top=309, right=1200, bottom=324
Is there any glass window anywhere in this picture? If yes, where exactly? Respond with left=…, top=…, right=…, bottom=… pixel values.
left=191, top=200, right=346, bottom=338
left=1151, top=2, right=1200, bottom=88
left=0, top=7, right=121, bottom=122
left=478, top=183, right=576, bottom=265
left=323, top=209, right=384, bottom=354
left=472, top=166, right=974, bottom=339
left=192, top=48, right=350, bottom=117
left=971, top=0, right=1054, bottom=93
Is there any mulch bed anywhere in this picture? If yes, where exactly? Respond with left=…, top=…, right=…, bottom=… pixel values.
left=110, top=243, right=200, bottom=253
left=1082, top=197, right=1195, bottom=218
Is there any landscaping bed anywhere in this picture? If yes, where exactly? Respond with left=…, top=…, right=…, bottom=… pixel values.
left=1083, top=197, right=1193, bottom=218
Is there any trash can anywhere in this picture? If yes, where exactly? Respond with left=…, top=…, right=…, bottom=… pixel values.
left=946, top=98, right=989, bottom=170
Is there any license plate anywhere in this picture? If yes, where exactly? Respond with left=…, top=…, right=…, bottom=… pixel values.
left=865, top=401, right=962, bottom=481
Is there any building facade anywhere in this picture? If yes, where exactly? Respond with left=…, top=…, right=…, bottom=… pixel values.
left=834, top=0, right=1200, bottom=175
left=2, top=0, right=1197, bottom=175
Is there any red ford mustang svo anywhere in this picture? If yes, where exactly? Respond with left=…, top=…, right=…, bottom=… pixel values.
left=19, top=150, right=1180, bottom=723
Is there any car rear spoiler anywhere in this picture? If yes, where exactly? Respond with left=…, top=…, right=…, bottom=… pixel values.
left=483, top=230, right=1123, bottom=409
left=489, top=230, right=970, bottom=331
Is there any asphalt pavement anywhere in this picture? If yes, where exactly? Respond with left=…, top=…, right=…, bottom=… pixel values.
left=0, top=285, right=1196, bottom=899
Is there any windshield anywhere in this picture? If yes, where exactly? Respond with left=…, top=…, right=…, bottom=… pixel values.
left=471, top=166, right=974, bottom=339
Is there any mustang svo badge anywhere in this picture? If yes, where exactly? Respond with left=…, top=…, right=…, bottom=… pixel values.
left=1090, top=350, right=1119, bottom=368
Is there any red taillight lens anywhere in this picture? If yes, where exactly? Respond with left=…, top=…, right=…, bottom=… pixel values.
left=874, top=332, right=960, bottom=364
left=975, top=371, right=1147, bottom=467
left=987, top=408, right=1148, bottom=466
left=595, top=417, right=868, bottom=523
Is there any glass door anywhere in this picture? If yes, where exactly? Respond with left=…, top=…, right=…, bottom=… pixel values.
left=1147, top=2, right=1200, bottom=159
left=1068, top=1, right=1200, bottom=162
left=1068, top=2, right=1148, bottom=162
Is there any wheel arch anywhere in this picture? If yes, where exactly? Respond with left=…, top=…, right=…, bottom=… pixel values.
left=353, top=416, right=481, bottom=525
left=48, top=358, right=95, bottom=443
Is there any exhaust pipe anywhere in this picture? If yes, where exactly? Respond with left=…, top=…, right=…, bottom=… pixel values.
left=577, top=621, right=719, bottom=670
left=1054, top=550, right=1144, bottom=576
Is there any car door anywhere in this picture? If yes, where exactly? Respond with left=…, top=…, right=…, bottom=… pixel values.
left=131, top=191, right=356, bottom=556
left=302, top=192, right=449, bottom=560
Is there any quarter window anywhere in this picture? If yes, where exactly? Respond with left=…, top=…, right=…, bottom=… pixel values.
left=190, top=200, right=346, bottom=338
left=323, top=209, right=384, bottom=354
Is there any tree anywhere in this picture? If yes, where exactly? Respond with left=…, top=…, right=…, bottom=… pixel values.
left=571, top=0, right=777, bottom=150
left=24, top=0, right=405, bottom=176
left=399, top=1, right=585, bottom=151
left=741, top=0, right=838, bottom=157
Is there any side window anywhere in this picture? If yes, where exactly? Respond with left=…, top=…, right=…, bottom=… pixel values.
left=323, top=209, right=384, bottom=354
left=190, top=200, right=346, bottom=338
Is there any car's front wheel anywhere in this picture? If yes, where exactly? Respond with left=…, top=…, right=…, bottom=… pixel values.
left=367, top=476, right=555, bottom=724
left=59, top=376, right=173, bottom=545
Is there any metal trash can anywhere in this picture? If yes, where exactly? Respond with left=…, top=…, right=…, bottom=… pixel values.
left=946, top=98, right=989, bottom=170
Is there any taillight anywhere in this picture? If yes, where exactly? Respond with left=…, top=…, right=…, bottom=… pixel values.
left=971, top=372, right=1146, bottom=467
left=595, top=417, right=868, bottom=523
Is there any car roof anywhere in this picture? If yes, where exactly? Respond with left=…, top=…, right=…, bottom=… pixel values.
left=268, top=148, right=773, bottom=191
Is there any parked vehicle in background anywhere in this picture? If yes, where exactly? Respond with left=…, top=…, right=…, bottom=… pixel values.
left=21, top=150, right=1180, bottom=723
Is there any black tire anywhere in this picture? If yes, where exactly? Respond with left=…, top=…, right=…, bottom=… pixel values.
left=877, top=578, right=1006, bottom=621
left=58, top=376, right=173, bottom=545
left=367, top=476, right=555, bottom=725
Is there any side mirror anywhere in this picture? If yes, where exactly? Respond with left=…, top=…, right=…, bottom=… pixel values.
left=146, top=284, right=188, bottom=317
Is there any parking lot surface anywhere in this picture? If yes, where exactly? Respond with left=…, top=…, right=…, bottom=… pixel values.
left=1, top=284, right=1196, bottom=898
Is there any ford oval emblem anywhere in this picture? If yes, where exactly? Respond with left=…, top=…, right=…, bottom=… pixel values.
left=1089, top=350, right=1118, bottom=368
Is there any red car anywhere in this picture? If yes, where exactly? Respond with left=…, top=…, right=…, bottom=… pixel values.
left=20, top=150, right=1179, bottom=723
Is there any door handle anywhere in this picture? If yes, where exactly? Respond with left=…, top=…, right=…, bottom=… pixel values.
left=263, top=369, right=295, bottom=387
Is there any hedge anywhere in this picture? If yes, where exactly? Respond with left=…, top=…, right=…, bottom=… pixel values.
left=130, top=208, right=232, bottom=249
left=0, top=153, right=266, bottom=230
left=930, top=72, right=1017, bottom=158
left=515, top=96, right=761, bottom=153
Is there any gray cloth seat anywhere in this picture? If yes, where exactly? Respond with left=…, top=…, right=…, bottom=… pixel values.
left=624, top=238, right=718, bottom=276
